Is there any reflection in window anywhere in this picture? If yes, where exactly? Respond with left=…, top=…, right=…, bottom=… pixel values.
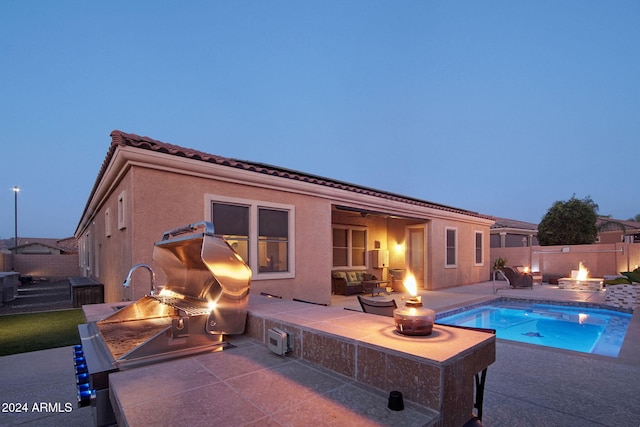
left=212, top=203, right=249, bottom=263
left=258, top=208, right=288, bottom=272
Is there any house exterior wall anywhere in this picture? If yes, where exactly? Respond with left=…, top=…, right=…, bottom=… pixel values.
left=80, top=164, right=335, bottom=304
left=332, top=211, right=491, bottom=291
left=76, top=137, right=494, bottom=305
left=428, top=217, right=490, bottom=289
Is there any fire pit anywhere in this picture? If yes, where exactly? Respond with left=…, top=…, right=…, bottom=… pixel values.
left=557, top=262, right=603, bottom=291
left=75, top=222, right=251, bottom=426
left=393, top=272, right=435, bottom=336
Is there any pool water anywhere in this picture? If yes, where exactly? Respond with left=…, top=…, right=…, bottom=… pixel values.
left=436, top=300, right=632, bottom=357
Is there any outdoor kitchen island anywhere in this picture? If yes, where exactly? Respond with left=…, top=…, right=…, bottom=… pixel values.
left=83, top=295, right=495, bottom=427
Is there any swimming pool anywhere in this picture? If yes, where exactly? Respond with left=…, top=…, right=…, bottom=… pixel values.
left=436, top=299, right=632, bottom=357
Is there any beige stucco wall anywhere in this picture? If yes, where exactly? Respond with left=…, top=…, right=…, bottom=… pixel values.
left=428, top=217, right=490, bottom=290
left=82, top=165, right=336, bottom=304
left=332, top=211, right=491, bottom=291
left=77, top=144, right=493, bottom=305
left=491, top=243, right=640, bottom=280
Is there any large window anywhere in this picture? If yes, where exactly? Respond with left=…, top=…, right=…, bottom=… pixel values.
left=332, top=226, right=366, bottom=268
left=208, top=195, right=294, bottom=279
left=474, top=231, right=484, bottom=266
left=445, top=227, right=457, bottom=267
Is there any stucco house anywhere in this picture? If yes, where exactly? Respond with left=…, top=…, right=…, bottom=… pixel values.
left=75, top=131, right=494, bottom=305
left=596, top=217, right=640, bottom=244
left=490, top=216, right=640, bottom=249
left=490, top=217, right=539, bottom=248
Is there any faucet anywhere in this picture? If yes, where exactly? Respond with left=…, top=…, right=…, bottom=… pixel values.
left=122, top=263, right=156, bottom=298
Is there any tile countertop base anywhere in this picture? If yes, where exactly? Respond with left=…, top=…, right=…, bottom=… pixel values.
left=93, top=295, right=494, bottom=427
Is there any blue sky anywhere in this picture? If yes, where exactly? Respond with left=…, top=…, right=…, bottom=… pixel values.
left=1, top=1, right=639, bottom=239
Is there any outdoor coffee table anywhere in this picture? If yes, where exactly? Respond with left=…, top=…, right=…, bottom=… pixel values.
left=362, top=280, right=390, bottom=297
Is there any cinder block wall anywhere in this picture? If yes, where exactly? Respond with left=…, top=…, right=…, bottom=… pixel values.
left=12, top=254, right=80, bottom=279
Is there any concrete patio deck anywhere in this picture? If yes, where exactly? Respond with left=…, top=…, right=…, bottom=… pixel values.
left=1, top=281, right=638, bottom=426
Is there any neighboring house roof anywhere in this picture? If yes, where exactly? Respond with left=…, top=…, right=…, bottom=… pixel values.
left=81, top=130, right=492, bottom=226
left=57, top=237, right=79, bottom=254
left=13, top=242, right=61, bottom=253
left=596, top=217, right=640, bottom=233
left=490, top=217, right=538, bottom=232
left=490, top=216, right=640, bottom=236
left=9, top=237, right=78, bottom=254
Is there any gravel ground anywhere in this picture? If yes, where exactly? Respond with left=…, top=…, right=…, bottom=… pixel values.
left=0, top=279, right=74, bottom=315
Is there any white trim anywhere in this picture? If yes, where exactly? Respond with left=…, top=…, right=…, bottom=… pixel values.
left=204, top=194, right=295, bottom=280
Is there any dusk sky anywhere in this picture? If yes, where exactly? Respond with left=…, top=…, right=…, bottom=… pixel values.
left=1, top=1, right=639, bottom=239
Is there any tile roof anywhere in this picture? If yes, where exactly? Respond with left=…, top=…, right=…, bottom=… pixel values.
left=490, top=217, right=538, bottom=230
left=491, top=216, right=640, bottom=233
left=84, top=130, right=491, bottom=221
left=596, top=217, right=640, bottom=232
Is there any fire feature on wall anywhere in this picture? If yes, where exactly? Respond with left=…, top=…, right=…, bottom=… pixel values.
left=393, top=272, right=435, bottom=336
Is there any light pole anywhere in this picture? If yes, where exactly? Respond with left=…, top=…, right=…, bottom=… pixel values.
left=12, top=186, right=19, bottom=253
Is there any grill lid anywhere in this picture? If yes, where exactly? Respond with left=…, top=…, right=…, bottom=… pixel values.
left=152, top=221, right=252, bottom=334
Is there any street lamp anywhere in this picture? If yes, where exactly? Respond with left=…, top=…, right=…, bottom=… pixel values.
left=12, top=186, right=19, bottom=253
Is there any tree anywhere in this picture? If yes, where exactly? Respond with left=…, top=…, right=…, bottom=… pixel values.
left=629, top=214, right=640, bottom=222
left=537, top=196, right=599, bottom=246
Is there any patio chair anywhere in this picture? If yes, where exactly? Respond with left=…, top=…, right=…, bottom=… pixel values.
left=502, top=267, right=533, bottom=289
left=357, top=295, right=397, bottom=317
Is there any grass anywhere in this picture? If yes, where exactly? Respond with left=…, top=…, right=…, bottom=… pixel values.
left=0, top=309, right=85, bottom=357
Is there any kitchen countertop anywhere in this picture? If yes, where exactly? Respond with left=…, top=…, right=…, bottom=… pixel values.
left=83, top=294, right=494, bottom=426
left=109, top=335, right=438, bottom=426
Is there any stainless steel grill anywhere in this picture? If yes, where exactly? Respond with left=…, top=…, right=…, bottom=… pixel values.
left=75, top=222, right=251, bottom=426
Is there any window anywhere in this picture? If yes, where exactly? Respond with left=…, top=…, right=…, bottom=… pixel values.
left=258, top=208, right=288, bottom=272
left=332, top=228, right=348, bottom=267
left=474, top=231, right=484, bottom=265
left=445, top=227, right=457, bottom=267
left=105, top=208, right=111, bottom=237
left=207, top=195, right=294, bottom=280
left=117, top=191, right=127, bottom=230
left=212, top=202, right=250, bottom=263
left=332, top=226, right=367, bottom=268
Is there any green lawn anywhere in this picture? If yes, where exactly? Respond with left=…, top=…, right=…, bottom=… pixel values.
left=0, top=309, right=85, bottom=356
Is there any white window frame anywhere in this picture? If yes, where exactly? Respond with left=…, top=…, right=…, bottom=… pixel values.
left=117, top=191, right=127, bottom=230
left=474, top=230, right=484, bottom=266
left=205, top=194, right=295, bottom=280
left=445, top=227, right=457, bottom=268
left=332, top=225, right=367, bottom=269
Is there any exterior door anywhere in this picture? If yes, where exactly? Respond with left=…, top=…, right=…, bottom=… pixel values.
left=407, top=226, right=426, bottom=289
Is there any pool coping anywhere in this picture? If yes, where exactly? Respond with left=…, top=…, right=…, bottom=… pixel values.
left=435, top=296, right=634, bottom=319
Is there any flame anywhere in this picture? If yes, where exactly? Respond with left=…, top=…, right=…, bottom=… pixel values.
left=577, top=262, right=589, bottom=280
left=523, top=266, right=530, bottom=273
left=403, top=272, right=417, bottom=296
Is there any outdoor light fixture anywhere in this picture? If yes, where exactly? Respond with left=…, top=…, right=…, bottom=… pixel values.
left=393, top=272, right=435, bottom=336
